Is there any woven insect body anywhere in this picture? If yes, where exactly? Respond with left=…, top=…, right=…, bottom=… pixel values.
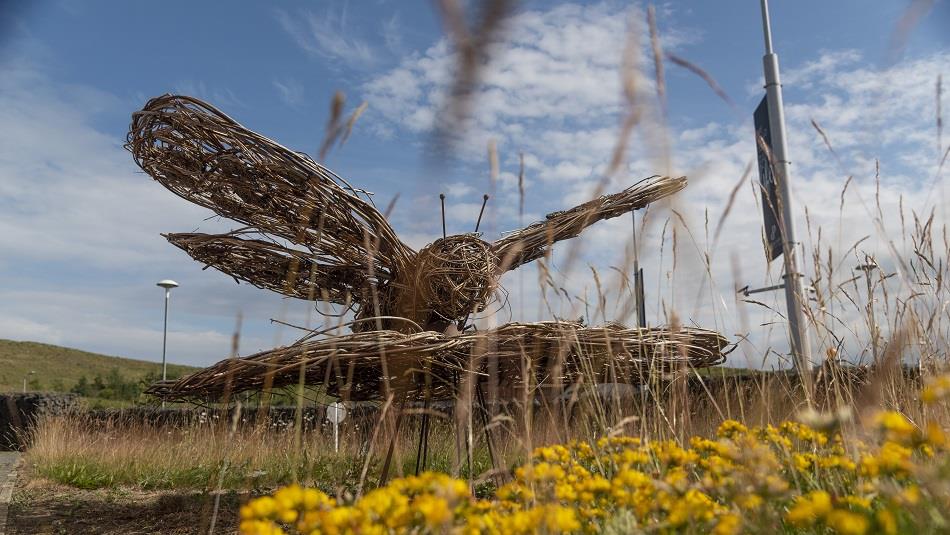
left=129, top=95, right=728, bottom=403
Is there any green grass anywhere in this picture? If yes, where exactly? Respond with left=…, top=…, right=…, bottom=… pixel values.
left=0, top=338, right=198, bottom=393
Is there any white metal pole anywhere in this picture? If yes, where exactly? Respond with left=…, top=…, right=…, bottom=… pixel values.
left=334, top=422, right=339, bottom=453
left=760, top=0, right=814, bottom=372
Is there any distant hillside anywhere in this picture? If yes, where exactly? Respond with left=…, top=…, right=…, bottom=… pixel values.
left=0, top=339, right=199, bottom=394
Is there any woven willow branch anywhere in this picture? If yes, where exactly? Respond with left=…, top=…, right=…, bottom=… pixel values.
left=129, top=94, right=729, bottom=403
left=492, top=175, right=687, bottom=272
left=146, top=321, right=729, bottom=402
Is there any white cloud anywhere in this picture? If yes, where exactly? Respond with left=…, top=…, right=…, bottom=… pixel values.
left=273, top=78, right=305, bottom=107
left=0, top=61, right=312, bottom=366
left=361, top=1, right=950, bottom=369
left=445, top=181, right=474, bottom=198
left=382, top=13, right=403, bottom=53
left=363, top=4, right=634, bottom=136
left=275, top=7, right=376, bottom=67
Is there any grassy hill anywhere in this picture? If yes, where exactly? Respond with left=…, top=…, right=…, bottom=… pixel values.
left=0, top=338, right=198, bottom=394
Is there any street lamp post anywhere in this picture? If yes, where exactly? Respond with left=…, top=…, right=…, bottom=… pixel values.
left=855, top=258, right=880, bottom=362
left=157, top=279, right=179, bottom=408
left=22, top=370, right=35, bottom=393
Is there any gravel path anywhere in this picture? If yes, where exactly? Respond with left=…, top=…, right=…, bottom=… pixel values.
left=0, top=452, right=21, bottom=535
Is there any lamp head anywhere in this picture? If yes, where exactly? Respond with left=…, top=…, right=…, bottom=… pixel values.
left=157, top=279, right=179, bottom=289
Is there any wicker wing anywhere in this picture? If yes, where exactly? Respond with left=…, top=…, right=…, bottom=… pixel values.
left=146, top=329, right=466, bottom=403
left=475, top=321, right=727, bottom=392
left=492, top=175, right=686, bottom=272
left=146, top=320, right=728, bottom=402
left=127, top=94, right=413, bottom=279
left=166, top=232, right=384, bottom=305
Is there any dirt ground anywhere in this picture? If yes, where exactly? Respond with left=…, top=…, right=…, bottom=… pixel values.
left=7, top=474, right=245, bottom=534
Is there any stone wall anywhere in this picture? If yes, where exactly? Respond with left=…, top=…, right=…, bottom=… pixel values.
left=0, top=393, right=78, bottom=450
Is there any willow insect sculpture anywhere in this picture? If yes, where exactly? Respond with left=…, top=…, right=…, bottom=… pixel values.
left=130, top=94, right=728, bottom=416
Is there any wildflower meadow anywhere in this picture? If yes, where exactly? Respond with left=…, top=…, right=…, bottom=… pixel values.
left=236, top=374, right=950, bottom=535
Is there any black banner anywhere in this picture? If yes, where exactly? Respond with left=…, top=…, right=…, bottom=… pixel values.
left=754, top=95, right=783, bottom=262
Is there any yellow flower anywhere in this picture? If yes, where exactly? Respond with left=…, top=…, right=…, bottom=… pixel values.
left=737, top=494, right=763, bottom=510
left=712, top=513, right=742, bottom=535
left=827, top=509, right=869, bottom=535
left=543, top=505, right=581, bottom=533
left=793, top=452, right=817, bottom=472
left=876, top=509, right=898, bottom=535
left=249, top=496, right=277, bottom=519
left=236, top=404, right=950, bottom=535
left=666, top=489, right=718, bottom=526
left=786, top=490, right=832, bottom=526
left=302, top=488, right=333, bottom=510
left=239, top=519, right=286, bottom=535
left=819, top=454, right=857, bottom=472
left=925, top=423, right=947, bottom=447
left=717, top=420, right=748, bottom=439
left=875, top=411, right=917, bottom=444
left=325, top=506, right=361, bottom=532
left=876, top=442, right=913, bottom=475
left=522, top=461, right=565, bottom=482
left=858, top=453, right=879, bottom=477
left=840, top=495, right=871, bottom=510
left=664, top=467, right=689, bottom=491
left=897, top=484, right=921, bottom=505
left=780, top=421, right=828, bottom=445
left=414, top=495, right=452, bottom=527
left=922, top=373, right=950, bottom=404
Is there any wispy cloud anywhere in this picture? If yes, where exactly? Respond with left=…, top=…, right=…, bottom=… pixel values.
left=273, top=78, right=305, bottom=107
left=382, top=13, right=403, bottom=54
left=275, top=7, right=376, bottom=67
left=171, top=80, right=244, bottom=108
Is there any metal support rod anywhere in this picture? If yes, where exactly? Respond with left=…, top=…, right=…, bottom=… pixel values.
left=422, top=407, right=431, bottom=471
left=475, top=382, right=500, bottom=482
left=414, top=398, right=431, bottom=475
left=631, top=211, right=646, bottom=328
left=379, top=406, right=405, bottom=486
left=439, top=193, right=447, bottom=239
left=739, top=282, right=786, bottom=297
left=636, top=267, right=646, bottom=328
left=760, top=0, right=814, bottom=373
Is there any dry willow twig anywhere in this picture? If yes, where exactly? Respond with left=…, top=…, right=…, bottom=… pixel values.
left=492, top=176, right=686, bottom=270
left=128, top=94, right=727, bottom=403
left=128, top=94, right=412, bottom=276
left=146, top=321, right=729, bottom=402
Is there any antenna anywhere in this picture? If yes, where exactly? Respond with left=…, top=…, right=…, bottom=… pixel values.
left=474, top=194, right=489, bottom=233
left=439, top=193, right=446, bottom=239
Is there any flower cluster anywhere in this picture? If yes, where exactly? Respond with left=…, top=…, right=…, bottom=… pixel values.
left=241, top=384, right=950, bottom=534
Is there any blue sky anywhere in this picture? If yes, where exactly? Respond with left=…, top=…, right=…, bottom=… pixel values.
left=1, top=0, right=948, bottom=370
